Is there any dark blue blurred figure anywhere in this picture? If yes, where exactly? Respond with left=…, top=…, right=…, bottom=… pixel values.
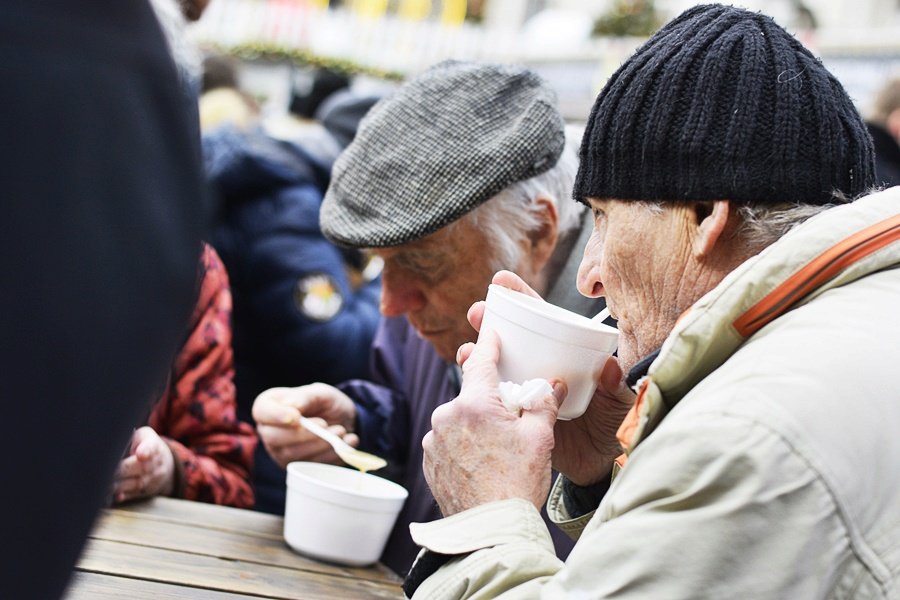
left=203, top=91, right=383, bottom=513
left=0, top=0, right=206, bottom=598
left=288, top=67, right=351, bottom=120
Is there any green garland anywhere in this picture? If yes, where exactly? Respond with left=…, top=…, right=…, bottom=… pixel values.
left=592, top=0, right=662, bottom=38
left=202, top=41, right=406, bottom=81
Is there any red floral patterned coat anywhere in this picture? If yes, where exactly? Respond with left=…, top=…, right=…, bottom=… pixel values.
left=148, top=244, right=257, bottom=508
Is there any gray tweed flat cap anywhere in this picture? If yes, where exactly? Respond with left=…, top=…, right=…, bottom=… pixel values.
left=320, top=60, right=565, bottom=248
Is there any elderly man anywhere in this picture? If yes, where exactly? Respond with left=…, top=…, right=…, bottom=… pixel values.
left=252, top=61, right=603, bottom=575
left=407, top=5, right=900, bottom=599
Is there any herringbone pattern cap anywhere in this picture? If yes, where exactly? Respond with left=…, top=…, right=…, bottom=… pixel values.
left=321, top=60, right=565, bottom=247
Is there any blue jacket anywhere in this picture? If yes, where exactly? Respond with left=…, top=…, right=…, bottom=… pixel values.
left=338, top=317, right=460, bottom=575
left=204, top=126, right=381, bottom=513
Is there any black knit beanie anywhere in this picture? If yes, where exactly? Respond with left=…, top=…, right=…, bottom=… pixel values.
left=574, top=4, right=875, bottom=205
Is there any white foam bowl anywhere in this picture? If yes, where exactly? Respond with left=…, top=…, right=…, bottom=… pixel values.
left=478, top=284, right=619, bottom=420
left=284, top=462, right=408, bottom=566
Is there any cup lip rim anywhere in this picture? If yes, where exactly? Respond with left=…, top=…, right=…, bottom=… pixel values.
left=286, top=461, right=408, bottom=501
left=486, top=284, right=619, bottom=339
left=486, top=309, right=618, bottom=352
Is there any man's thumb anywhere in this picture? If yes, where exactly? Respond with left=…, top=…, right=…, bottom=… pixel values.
left=526, top=381, right=565, bottom=424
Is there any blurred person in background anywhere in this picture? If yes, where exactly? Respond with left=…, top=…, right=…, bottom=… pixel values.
left=257, top=66, right=366, bottom=151
left=111, top=245, right=256, bottom=508
left=867, top=77, right=900, bottom=187
left=202, top=82, right=383, bottom=514
left=252, top=61, right=604, bottom=575
left=288, top=67, right=351, bottom=120
left=0, top=0, right=207, bottom=597
left=202, top=53, right=241, bottom=93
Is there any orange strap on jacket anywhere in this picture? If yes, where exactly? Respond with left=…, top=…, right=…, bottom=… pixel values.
left=615, top=377, right=651, bottom=466
left=733, top=213, right=900, bottom=338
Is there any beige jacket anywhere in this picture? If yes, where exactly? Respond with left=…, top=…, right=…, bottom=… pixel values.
left=411, top=188, right=900, bottom=599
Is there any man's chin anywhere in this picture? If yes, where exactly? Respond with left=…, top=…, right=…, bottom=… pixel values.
left=413, top=329, right=465, bottom=363
left=615, top=338, right=640, bottom=376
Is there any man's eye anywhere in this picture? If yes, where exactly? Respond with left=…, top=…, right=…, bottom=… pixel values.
left=592, top=208, right=605, bottom=221
left=397, top=254, right=442, bottom=276
left=407, top=258, right=435, bottom=271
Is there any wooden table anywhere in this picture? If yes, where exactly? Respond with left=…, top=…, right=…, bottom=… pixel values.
left=64, top=497, right=404, bottom=599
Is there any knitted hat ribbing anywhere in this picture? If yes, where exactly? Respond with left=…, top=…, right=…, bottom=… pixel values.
left=574, top=4, right=875, bottom=205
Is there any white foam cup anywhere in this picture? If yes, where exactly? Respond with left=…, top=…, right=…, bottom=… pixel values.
left=477, top=284, right=619, bottom=420
left=284, top=462, right=408, bottom=566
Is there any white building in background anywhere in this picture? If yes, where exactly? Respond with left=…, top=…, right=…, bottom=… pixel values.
left=486, top=0, right=900, bottom=35
left=192, top=0, right=900, bottom=121
left=482, top=0, right=900, bottom=118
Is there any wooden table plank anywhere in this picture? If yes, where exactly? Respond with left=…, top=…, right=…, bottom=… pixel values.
left=115, top=497, right=284, bottom=539
left=64, top=572, right=252, bottom=599
left=91, top=511, right=398, bottom=585
left=77, top=538, right=404, bottom=600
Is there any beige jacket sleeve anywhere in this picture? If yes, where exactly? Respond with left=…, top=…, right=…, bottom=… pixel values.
left=410, top=411, right=854, bottom=599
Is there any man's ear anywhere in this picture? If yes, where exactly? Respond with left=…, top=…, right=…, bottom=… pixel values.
left=692, top=200, right=731, bottom=258
left=527, top=198, right=559, bottom=270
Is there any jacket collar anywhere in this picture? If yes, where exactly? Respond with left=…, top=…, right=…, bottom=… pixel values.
left=615, top=188, right=900, bottom=462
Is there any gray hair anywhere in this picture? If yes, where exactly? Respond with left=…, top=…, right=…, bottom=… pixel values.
left=641, top=199, right=835, bottom=256
left=733, top=202, right=834, bottom=254
left=148, top=0, right=201, bottom=82
left=456, top=128, right=584, bottom=272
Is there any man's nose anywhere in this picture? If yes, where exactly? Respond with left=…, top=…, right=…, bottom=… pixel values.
left=380, top=273, right=427, bottom=316
left=577, top=231, right=605, bottom=298
left=576, top=255, right=604, bottom=298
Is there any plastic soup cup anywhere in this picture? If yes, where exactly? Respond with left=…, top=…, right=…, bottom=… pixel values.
left=284, top=462, right=408, bottom=566
left=478, top=284, right=619, bottom=420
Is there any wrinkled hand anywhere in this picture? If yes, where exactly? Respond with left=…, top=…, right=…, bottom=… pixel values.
left=252, top=384, right=358, bottom=469
left=552, top=358, right=634, bottom=484
left=461, top=270, right=636, bottom=486
left=113, top=426, right=175, bottom=503
left=424, top=328, right=562, bottom=516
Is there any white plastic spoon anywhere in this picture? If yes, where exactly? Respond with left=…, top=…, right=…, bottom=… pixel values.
left=298, top=415, right=387, bottom=473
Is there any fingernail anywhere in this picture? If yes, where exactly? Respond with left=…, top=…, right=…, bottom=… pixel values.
left=552, top=382, right=566, bottom=402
